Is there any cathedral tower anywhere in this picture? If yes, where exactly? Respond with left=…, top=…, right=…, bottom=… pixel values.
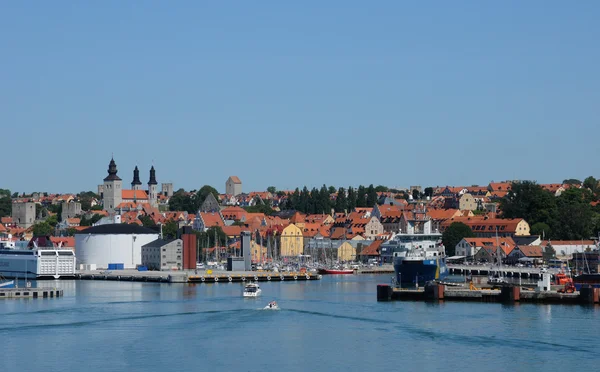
left=148, top=166, right=158, bottom=208
left=103, top=157, right=122, bottom=212
left=131, top=166, right=142, bottom=191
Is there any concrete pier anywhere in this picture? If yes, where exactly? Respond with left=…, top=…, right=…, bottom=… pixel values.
left=376, top=283, right=589, bottom=305
left=76, top=269, right=322, bottom=284
left=0, top=288, right=63, bottom=299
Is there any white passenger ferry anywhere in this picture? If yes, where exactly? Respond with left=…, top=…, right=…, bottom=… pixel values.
left=0, top=248, right=77, bottom=279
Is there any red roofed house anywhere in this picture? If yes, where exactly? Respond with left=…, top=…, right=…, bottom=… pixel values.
left=221, top=206, right=247, bottom=221
left=440, top=216, right=530, bottom=238
left=456, top=237, right=516, bottom=258
left=507, top=245, right=544, bottom=264
left=473, top=238, right=516, bottom=263
left=488, top=182, right=512, bottom=192
left=358, top=240, right=383, bottom=263
left=1, top=217, right=16, bottom=228
left=193, top=211, right=225, bottom=232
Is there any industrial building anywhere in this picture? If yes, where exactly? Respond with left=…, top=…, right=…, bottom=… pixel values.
left=142, top=238, right=183, bottom=271
left=75, top=224, right=158, bottom=269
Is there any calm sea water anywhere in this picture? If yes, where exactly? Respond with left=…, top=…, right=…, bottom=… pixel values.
left=1, top=275, right=599, bottom=372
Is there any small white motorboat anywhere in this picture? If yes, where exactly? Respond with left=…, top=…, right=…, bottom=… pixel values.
left=243, top=282, right=261, bottom=297
left=264, top=301, right=279, bottom=310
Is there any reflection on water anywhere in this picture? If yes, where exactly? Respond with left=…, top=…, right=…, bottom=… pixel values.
left=1, top=275, right=599, bottom=372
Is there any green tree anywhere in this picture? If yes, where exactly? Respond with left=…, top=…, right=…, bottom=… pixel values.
left=442, top=222, right=475, bottom=256
left=347, top=187, right=357, bottom=211
left=583, top=176, right=598, bottom=195
left=412, top=189, right=420, bottom=200
left=530, top=222, right=551, bottom=238
left=162, top=220, right=179, bottom=239
left=32, top=221, right=54, bottom=236
left=78, top=191, right=99, bottom=211
left=318, top=185, right=331, bottom=214
left=11, top=192, right=19, bottom=198
left=66, top=227, right=78, bottom=236
left=356, top=185, right=367, bottom=208
left=335, top=187, right=347, bottom=213
left=47, top=203, right=62, bottom=215
left=374, top=185, right=389, bottom=193
left=267, top=186, right=276, bottom=194
left=46, top=214, right=59, bottom=228
left=196, top=185, right=219, bottom=208
left=169, top=189, right=196, bottom=214
left=328, top=186, right=337, bottom=194
left=500, top=181, right=557, bottom=232
left=554, top=188, right=595, bottom=240
left=138, top=215, right=157, bottom=228
left=424, top=187, right=434, bottom=198
left=562, top=179, right=582, bottom=186
left=0, top=189, right=10, bottom=198
left=366, top=184, right=378, bottom=207
left=244, top=204, right=275, bottom=215
left=0, top=196, right=11, bottom=218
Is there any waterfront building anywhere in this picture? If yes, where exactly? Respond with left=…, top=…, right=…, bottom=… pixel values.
left=280, top=224, right=303, bottom=257
left=75, top=224, right=159, bottom=269
left=142, top=238, right=183, bottom=271
left=455, top=237, right=516, bottom=258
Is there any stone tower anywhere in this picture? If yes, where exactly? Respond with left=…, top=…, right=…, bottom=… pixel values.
left=103, top=157, right=122, bottom=212
left=148, top=166, right=158, bottom=208
left=131, top=166, right=142, bottom=191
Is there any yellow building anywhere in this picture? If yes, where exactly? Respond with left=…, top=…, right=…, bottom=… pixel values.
left=280, top=224, right=304, bottom=257
left=251, top=241, right=268, bottom=263
left=337, top=242, right=356, bottom=262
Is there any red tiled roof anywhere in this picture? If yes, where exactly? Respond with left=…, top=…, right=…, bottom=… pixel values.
left=222, top=225, right=243, bottom=237
left=464, top=237, right=516, bottom=255
left=1, top=217, right=13, bottom=224
left=0, top=223, right=6, bottom=233
left=200, top=212, right=225, bottom=228
left=121, top=190, right=149, bottom=200
left=229, top=176, right=242, bottom=184
left=361, top=240, right=383, bottom=256
left=515, top=245, right=543, bottom=257
left=441, top=217, right=525, bottom=233
left=427, top=209, right=460, bottom=220
left=50, top=236, right=75, bottom=248
left=488, top=182, right=512, bottom=191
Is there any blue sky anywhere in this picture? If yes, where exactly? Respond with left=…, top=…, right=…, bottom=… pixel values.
left=1, top=2, right=598, bottom=194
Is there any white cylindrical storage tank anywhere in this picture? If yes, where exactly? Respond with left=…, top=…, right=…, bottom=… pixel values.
left=75, top=224, right=159, bottom=269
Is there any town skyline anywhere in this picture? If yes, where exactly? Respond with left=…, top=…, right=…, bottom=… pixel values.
left=1, top=154, right=597, bottom=195
left=1, top=154, right=597, bottom=196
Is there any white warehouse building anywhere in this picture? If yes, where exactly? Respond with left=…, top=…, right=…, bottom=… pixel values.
left=75, top=224, right=159, bottom=269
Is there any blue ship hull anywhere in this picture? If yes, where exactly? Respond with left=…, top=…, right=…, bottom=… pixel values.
left=394, top=258, right=448, bottom=285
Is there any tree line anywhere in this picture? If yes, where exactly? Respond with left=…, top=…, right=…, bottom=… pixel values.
left=500, top=178, right=600, bottom=241
left=279, top=184, right=382, bottom=214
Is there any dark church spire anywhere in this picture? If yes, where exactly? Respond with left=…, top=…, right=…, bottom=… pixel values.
left=104, top=157, right=122, bottom=181
left=131, top=166, right=142, bottom=187
left=148, top=166, right=157, bottom=185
